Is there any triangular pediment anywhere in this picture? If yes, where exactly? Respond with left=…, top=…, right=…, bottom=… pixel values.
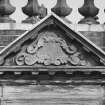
left=0, top=13, right=105, bottom=67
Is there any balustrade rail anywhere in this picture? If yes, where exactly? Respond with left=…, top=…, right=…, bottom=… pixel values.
left=0, top=0, right=104, bottom=24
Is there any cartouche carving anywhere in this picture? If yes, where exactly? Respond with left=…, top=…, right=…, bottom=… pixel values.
left=16, top=32, right=87, bottom=66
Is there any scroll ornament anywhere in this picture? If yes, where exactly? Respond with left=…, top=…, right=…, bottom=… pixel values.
left=16, top=32, right=87, bottom=66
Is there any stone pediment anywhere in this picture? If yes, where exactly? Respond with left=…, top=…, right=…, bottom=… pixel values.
left=15, top=31, right=88, bottom=66
left=0, top=13, right=105, bottom=67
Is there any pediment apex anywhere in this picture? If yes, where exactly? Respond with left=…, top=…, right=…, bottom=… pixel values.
left=0, top=12, right=105, bottom=66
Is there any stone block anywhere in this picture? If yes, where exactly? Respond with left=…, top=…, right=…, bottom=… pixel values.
left=0, top=36, right=18, bottom=46
left=0, top=85, right=103, bottom=105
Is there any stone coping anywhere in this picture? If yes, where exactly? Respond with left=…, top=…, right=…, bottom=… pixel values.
left=0, top=66, right=104, bottom=72
left=0, top=23, right=105, bottom=32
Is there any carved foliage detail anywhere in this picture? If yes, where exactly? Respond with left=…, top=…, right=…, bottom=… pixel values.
left=16, top=32, right=87, bottom=66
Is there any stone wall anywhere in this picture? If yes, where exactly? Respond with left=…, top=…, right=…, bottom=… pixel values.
left=0, top=85, right=104, bottom=105
left=0, top=23, right=105, bottom=51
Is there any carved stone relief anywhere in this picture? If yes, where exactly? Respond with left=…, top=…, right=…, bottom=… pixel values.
left=15, top=32, right=88, bottom=66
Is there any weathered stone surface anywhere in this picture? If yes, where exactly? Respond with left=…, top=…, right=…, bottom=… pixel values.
left=0, top=30, right=26, bottom=51
left=0, top=0, right=16, bottom=23
left=78, top=0, right=99, bottom=24
left=1, top=85, right=104, bottom=105
left=22, top=0, right=41, bottom=24
left=80, top=32, right=104, bottom=46
left=0, top=47, right=5, bottom=51
left=51, top=0, right=72, bottom=17
left=0, top=13, right=104, bottom=66
left=0, top=30, right=26, bottom=35
left=0, top=36, right=17, bottom=46
left=2, top=100, right=102, bottom=105
left=2, top=30, right=102, bottom=66
left=80, top=32, right=105, bottom=51
left=15, top=32, right=88, bottom=66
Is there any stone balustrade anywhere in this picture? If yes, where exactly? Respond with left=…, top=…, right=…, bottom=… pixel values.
left=0, top=1, right=104, bottom=105
left=0, top=0, right=105, bottom=52
left=0, top=0, right=104, bottom=24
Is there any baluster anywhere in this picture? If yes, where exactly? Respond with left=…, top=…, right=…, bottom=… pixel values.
left=22, top=0, right=40, bottom=24
left=39, top=4, right=47, bottom=19
left=51, top=0, right=72, bottom=18
left=78, top=0, right=99, bottom=24
left=0, top=0, right=16, bottom=23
